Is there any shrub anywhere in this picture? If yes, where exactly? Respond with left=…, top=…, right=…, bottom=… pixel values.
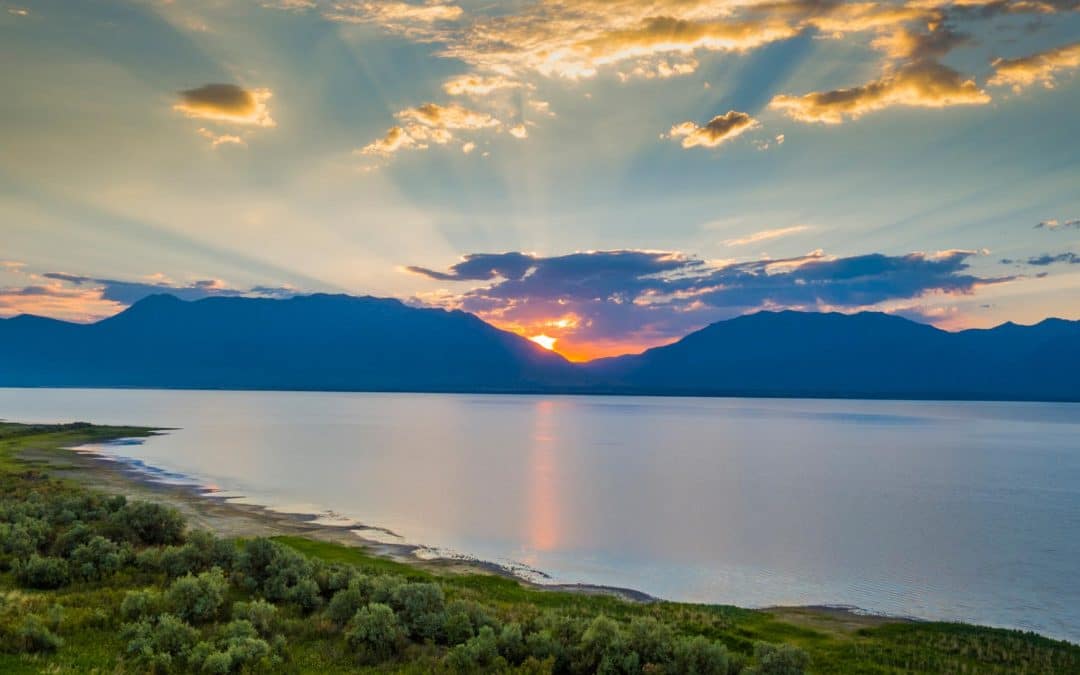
left=628, top=617, right=675, bottom=667
left=445, top=610, right=475, bottom=645
left=751, top=641, right=810, bottom=675
left=122, top=614, right=199, bottom=670
left=14, top=615, right=63, bottom=653
left=2, top=519, right=49, bottom=557
left=391, top=582, right=446, bottom=641
left=673, top=635, right=730, bottom=675
left=110, top=501, right=185, bottom=546
left=15, top=554, right=70, bottom=589
left=345, top=603, right=406, bottom=664
left=161, top=531, right=236, bottom=578
left=70, top=535, right=128, bottom=581
left=498, top=622, right=527, bottom=665
left=288, top=577, right=323, bottom=613
left=232, top=599, right=278, bottom=636
left=577, top=615, right=638, bottom=674
left=328, top=587, right=366, bottom=627
left=446, top=625, right=507, bottom=673
left=52, top=522, right=94, bottom=557
left=121, top=590, right=162, bottom=622
left=167, top=568, right=228, bottom=624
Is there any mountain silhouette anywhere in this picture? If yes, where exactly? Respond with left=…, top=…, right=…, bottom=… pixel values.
left=1, top=295, right=1077, bottom=400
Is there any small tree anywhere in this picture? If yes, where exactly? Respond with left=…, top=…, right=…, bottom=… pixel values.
left=345, top=603, right=406, bottom=664
left=167, top=568, right=228, bottom=624
left=15, top=554, right=70, bottom=589
left=752, top=641, right=810, bottom=675
left=673, top=635, right=729, bottom=675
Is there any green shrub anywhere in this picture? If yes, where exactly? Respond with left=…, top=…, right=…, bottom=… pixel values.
left=576, top=615, right=638, bottom=674
left=110, top=501, right=185, bottom=546
left=14, top=615, right=63, bottom=653
left=15, top=554, right=70, bottom=589
left=161, top=531, right=237, bottom=579
left=628, top=616, right=675, bottom=668
left=751, top=641, right=810, bottom=675
left=52, top=522, right=94, bottom=557
left=445, top=609, right=475, bottom=645
left=391, top=581, right=446, bottom=641
left=288, top=576, right=323, bottom=613
left=327, top=587, right=365, bottom=627
left=498, top=622, right=527, bottom=664
left=166, top=568, right=228, bottom=624
left=673, top=635, right=730, bottom=675
left=2, top=519, right=49, bottom=557
left=232, top=599, right=278, bottom=636
left=121, top=590, right=162, bottom=622
left=122, top=614, right=199, bottom=670
left=446, top=625, right=507, bottom=672
left=345, top=603, right=406, bottom=664
left=70, top=535, right=128, bottom=581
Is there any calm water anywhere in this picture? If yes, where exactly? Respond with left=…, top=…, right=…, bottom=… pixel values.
left=2, top=389, right=1078, bottom=641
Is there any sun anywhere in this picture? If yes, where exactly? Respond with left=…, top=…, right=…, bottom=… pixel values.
left=529, top=334, right=557, bottom=351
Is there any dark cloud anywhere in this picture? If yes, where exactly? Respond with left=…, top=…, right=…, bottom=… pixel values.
left=41, top=273, right=295, bottom=305
left=1001, top=252, right=1080, bottom=266
left=1034, top=218, right=1080, bottom=230
left=408, top=249, right=1013, bottom=350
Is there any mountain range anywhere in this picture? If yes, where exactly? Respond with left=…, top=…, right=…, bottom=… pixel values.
left=2, top=293, right=1077, bottom=401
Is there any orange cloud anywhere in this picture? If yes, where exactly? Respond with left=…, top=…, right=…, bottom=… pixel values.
left=173, top=84, right=276, bottom=127
left=769, top=61, right=990, bottom=124
left=669, top=110, right=759, bottom=149
left=989, top=42, right=1080, bottom=92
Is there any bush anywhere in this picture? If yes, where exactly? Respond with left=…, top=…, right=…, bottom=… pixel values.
left=232, top=599, right=278, bottom=636
left=14, top=615, right=63, bottom=653
left=160, top=531, right=237, bottom=579
left=288, top=576, right=323, bottom=613
left=391, top=581, right=446, bottom=641
left=446, top=625, right=507, bottom=673
left=122, top=614, right=199, bottom=670
left=121, top=590, right=162, bottom=622
left=498, top=622, right=527, bottom=665
left=577, top=615, right=638, bottom=674
left=345, top=603, right=406, bottom=664
left=2, top=519, right=49, bottom=557
left=70, top=535, right=128, bottom=581
left=52, top=522, right=94, bottom=557
left=110, top=501, right=185, bottom=546
left=445, top=609, right=475, bottom=645
left=167, top=568, right=228, bottom=624
left=673, top=635, right=730, bottom=675
left=627, top=616, right=675, bottom=668
left=751, top=641, right=810, bottom=675
left=15, top=554, right=70, bottom=589
left=328, top=587, right=366, bottom=627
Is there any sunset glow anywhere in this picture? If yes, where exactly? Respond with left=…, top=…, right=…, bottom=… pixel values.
left=529, top=335, right=557, bottom=351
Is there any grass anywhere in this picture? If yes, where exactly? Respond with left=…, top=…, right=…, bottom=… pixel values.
left=0, top=421, right=1077, bottom=673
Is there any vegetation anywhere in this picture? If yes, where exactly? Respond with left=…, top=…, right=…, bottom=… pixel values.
left=0, top=422, right=1077, bottom=673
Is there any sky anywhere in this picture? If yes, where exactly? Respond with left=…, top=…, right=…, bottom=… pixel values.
left=1, top=0, right=1078, bottom=361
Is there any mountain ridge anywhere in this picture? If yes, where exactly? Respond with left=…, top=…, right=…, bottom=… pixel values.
left=2, top=294, right=1078, bottom=401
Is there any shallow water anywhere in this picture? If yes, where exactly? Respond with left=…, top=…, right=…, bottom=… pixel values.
left=3, top=388, right=1078, bottom=641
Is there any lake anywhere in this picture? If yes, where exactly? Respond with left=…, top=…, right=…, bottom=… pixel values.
left=2, top=388, right=1078, bottom=641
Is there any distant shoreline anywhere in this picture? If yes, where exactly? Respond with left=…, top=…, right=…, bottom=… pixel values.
left=4, top=383, right=1079, bottom=404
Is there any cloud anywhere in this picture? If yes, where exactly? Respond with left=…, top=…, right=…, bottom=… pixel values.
left=1001, top=252, right=1080, bottom=266
left=322, top=1, right=463, bottom=35
left=669, top=110, right=759, bottom=149
left=508, top=123, right=529, bottom=139
left=871, top=24, right=969, bottom=60
left=723, top=225, right=811, bottom=247
left=769, top=61, right=990, bottom=124
left=0, top=267, right=296, bottom=323
left=173, top=84, right=276, bottom=127
left=407, top=248, right=1014, bottom=359
left=397, top=102, right=499, bottom=130
left=197, top=128, right=245, bottom=148
left=442, top=74, right=520, bottom=96
left=989, top=42, right=1080, bottom=91
left=1035, top=218, right=1080, bottom=229
left=360, top=103, right=501, bottom=159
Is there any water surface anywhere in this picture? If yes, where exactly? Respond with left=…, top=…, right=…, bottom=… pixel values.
left=2, top=389, right=1078, bottom=641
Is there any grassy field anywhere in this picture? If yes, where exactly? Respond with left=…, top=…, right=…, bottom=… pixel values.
left=0, top=421, right=1077, bottom=673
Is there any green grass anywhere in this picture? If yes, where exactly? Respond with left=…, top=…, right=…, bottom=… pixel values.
left=0, top=421, right=1077, bottom=673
